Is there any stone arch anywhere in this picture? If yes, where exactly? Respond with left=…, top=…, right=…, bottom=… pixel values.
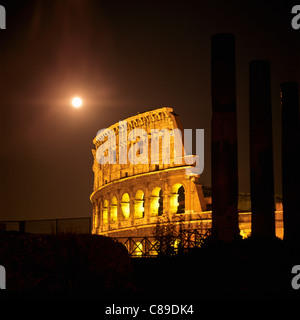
left=170, top=183, right=185, bottom=214
left=110, top=196, right=118, bottom=222
left=103, top=199, right=108, bottom=224
left=121, top=192, right=130, bottom=219
left=134, top=190, right=145, bottom=219
left=150, top=186, right=164, bottom=216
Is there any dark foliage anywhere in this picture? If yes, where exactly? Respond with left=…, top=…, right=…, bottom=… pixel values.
left=132, top=236, right=300, bottom=300
left=0, top=232, right=134, bottom=298
left=1, top=231, right=299, bottom=299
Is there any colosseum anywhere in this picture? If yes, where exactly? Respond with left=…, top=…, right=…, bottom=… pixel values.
left=90, top=107, right=283, bottom=255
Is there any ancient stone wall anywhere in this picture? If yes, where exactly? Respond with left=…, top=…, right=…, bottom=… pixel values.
left=91, top=107, right=206, bottom=237
left=90, top=107, right=283, bottom=241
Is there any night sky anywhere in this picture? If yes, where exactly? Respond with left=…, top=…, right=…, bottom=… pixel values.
left=1, top=0, right=299, bottom=221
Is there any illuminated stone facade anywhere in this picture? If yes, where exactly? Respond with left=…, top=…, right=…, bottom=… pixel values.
left=90, top=107, right=283, bottom=244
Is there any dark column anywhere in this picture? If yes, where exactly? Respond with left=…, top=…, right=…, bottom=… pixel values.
left=281, top=82, right=300, bottom=243
left=19, top=221, right=25, bottom=233
left=249, top=60, right=275, bottom=238
left=211, top=33, right=240, bottom=241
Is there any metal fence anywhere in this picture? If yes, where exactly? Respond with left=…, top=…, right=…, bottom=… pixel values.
left=112, top=228, right=211, bottom=258
left=0, top=217, right=91, bottom=234
left=0, top=219, right=210, bottom=258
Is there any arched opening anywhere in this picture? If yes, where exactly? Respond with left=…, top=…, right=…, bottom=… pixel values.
left=110, top=196, right=117, bottom=222
left=170, top=184, right=185, bottom=214
left=132, top=241, right=143, bottom=257
left=150, top=187, right=164, bottom=216
left=134, top=190, right=145, bottom=219
left=102, top=200, right=108, bottom=224
left=121, top=193, right=130, bottom=219
left=177, top=186, right=185, bottom=213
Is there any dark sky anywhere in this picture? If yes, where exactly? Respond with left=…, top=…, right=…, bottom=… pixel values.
left=1, top=0, right=299, bottom=221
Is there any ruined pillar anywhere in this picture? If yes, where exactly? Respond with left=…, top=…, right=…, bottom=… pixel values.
left=211, top=33, right=240, bottom=241
left=281, top=82, right=300, bottom=243
left=249, top=60, right=275, bottom=238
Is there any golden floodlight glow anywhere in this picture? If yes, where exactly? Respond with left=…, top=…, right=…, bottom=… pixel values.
left=72, top=97, right=82, bottom=108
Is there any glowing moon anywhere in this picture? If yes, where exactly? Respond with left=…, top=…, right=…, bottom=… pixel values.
left=72, top=97, right=82, bottom=108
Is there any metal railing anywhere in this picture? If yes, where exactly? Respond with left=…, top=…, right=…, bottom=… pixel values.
left=0, top=217, right=91, bottom=234
left=112, top=228, right=211, bottom=257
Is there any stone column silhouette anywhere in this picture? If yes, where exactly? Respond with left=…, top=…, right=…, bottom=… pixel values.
left=249, top=60, right=275, bottom=238
left=281, top=82, right=300, bottom=243
left=211, top=33, right=240, bottom=241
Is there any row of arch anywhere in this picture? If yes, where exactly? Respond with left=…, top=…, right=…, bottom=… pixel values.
left=99, top=184, right=185, bottom=225
left=96, top=109, right=171, bottom=144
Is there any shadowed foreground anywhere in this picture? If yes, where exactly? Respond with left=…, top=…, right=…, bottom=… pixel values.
left=0, top=232, right=134, bottom=298
left=0, top=232, right=299, bottom=299
left=132, top=237, right=300, bottom=300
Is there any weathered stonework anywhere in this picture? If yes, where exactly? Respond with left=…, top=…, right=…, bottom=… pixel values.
left=90, top=107, right=283, bottom=244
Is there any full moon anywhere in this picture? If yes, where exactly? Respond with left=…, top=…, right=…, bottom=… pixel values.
left=72, top=97, right=82, bottom=108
